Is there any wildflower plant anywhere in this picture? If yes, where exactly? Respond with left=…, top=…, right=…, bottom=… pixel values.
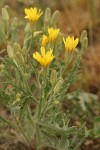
left=0, top=7, right=89, bottom=150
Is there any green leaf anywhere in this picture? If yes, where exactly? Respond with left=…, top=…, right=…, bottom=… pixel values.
left=0, top=116, right=16, bottom=128
left=94, top=116, right=100, bottom=122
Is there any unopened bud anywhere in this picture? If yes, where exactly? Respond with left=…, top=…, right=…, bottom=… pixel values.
left=50, top=10, right=60, bottom=27
left=80, top=30, right=87, bottom=44
left=53, top=100, right=59, bottom=105
left=50, top=70, right=57, bottom=87
left=16, top=52, right=25, bottom=64
left=22, top=47, right=27, bottom=56
left=82, top=37, right=88, bottom=50
left=16, top=98, right=21, bottom=102
left=11, top=17, right=18, bottom=30
left=2, top=7, right=9, bottom=21
left=33, top=31, right=43, bottom=37
left=13, top=43, right=22, bottom=54
left=74, top=48, right=79, bottom=54
left=54, top=77, right=64, bottom=94
left=16, top=93, right=21, bottom=99
left=44, top=8, right=51, bottom=31
left=25, top=23, right=31, bottom=33
left=7, top=45, right=14, bottom=59
left=44, top=8, right=51, bottom=22
left=24, top=73, right=30, bottom=80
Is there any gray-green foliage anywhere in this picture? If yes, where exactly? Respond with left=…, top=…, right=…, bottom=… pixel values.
left=0, top=7, right=91, bottom=150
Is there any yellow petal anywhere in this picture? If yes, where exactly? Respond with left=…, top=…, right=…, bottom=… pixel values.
left=41, top=47, right=45, bottom=57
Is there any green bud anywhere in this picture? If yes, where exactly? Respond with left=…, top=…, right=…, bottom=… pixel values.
left=7, top=45, right=18, bottom=66
left=16, top=98, right=21, bottom=102
left=16, top=93, right=21, bottom=99
left=54, top=77, right=64, bottom=94
left=50, top=70, right=57, bottom=87
left=80, top=30, right=88, bottom=51
left=82, top=37, right=88, bottom=50
left=11, top=17, right=18, bottom=30
left=24, top=73, right=30, bottom=80
left=80, top=30, right=87, bottom=44
left=22, top=47, right=28, bottom=57
left=16, top=51, right=25, bottom=64
left=53, top=100, right=59, bottom=105
left=57, top=32, right=63, bottom=43
left=25, top=23, right=31, bottom=33
left=44, top=8, right=51, bottom=31
left=33, top=31, right=43, bottom=37
left=50, top=10, right=60, bottom=27
left=12, top=96, right=21, bottom=105
left=13, top=43, right=22, bottom=54
left=7, top=45, right=14, bottom=58
left=44, top=8, right=51, bottom=22
left=2, top=7, right=9, bottom=21
left=74, top=48, right=79, bottom=54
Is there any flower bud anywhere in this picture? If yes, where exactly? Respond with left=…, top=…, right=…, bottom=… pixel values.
left=33, top=31, right=43, bottom=37
left=81, top=38, right=88, bottom=51
left=53, top=100, right=59, bottom=105
left=13, top=43, right=22, bottom=54
left=11, top=17, right=18, bottom=30
left=2, top=7, right=9, bottom=21
left=24, top=73, right=30, bottom=80
left=7, top=45, right=14, bottom=59
left=10, top=17, right=18, bottom=42
left=25, top=23, right=31, bottom=33
left=22, top=47, right=27, bottom=57
left=16, top=52, right=25, bottom=65
left=50, top=10, right=60, bottom=27
left=82, top=37, right=88, bottom=50
left=16, top=93, right=21, bottom=99
left=44, top=8, right=51, bottom=22
left=54, top=77, right=64, bottom=94
left=44, top=8, right=51, bottom=31
left=50, top=70, right=57, bottom=87
left=80, top=30, right=87, bottom=44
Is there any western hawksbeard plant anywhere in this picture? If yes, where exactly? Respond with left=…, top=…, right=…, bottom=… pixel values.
left=0, top=6, right=89, bottom=150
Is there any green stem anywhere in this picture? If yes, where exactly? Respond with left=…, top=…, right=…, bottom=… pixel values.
left=12, top=113, right=33, bottom=148
left=27, top=105, right=35, bottom=127
left=61, top=52, right=72, bottom=77
left=35, top=68, right=47, bottom=149
left=37, top=68, right=47, bottom=118
left=36, top=123, right=40, bottom=150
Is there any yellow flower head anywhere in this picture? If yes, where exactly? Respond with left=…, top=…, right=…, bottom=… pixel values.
left=33, top=47, right=55, bottom=68
left=63, top=36, right=79, bottom=52
left=48, top=27, right=60, bottom=42
left=41, top=35, right=49, bottom=47
left=24, top=7, right=43, bottom=23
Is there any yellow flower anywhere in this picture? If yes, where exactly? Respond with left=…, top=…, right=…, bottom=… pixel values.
left=63, top=36, right=79, bottom=52
left=24, top=7, right=43, bottom=23
left=41, top=35, right=49, bottom=47
left=48, top=27, right=60, bottom=42
left=33, top=47, right=55, bottom=68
